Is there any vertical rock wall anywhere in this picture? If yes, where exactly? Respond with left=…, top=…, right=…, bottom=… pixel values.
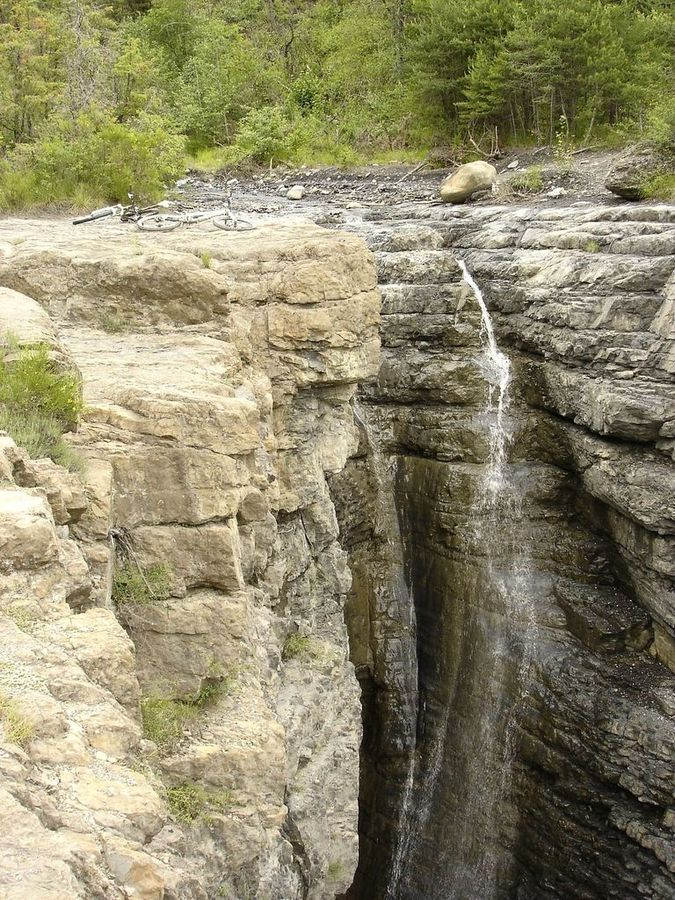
left=0, top=221, right=379, bottom=899
left=332, top=205, right=675, bottom=898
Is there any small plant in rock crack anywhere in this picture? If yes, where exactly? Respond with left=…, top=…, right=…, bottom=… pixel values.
left=190, top=673, right=236, bottom=709
left=200, top=250, right=213, bottom=269
left=282, top=633, right=313, bottom=660
left=98, top=312, right=128, bottom=334
left=583, top=239, right=601, bottom=253
left=326, top=859, right=346, bottom=883
left=140, top=696, right=197, bottom=748
left=167, top=782, right=233, bottom=824
left=281, top=632, right=329, bottom=663
left=112, top=561, right=172, bottom=606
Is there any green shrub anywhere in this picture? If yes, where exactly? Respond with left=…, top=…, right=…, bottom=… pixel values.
left=234, top=106, right=292, bottom=164
left=0, top=343, right=82, bottom=426
left=112, top=562, right=172, bottom=606
left=0, top=343, right=84, bottom=471
left=583, top=239, right=601, bottom=253
left=640, top=173, right=675, bottom=201
left=509, top=166, right=544, bottom=194
left=140, top=696, right=196, bottom=748
left=0, top=110, right=186, bottom=211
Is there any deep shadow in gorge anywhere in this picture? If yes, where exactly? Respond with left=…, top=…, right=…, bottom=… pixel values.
left=329, top=203, right=675, bottom=900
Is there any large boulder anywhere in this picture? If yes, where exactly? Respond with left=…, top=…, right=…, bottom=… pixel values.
left=439, top=161, right=497, bottom=203
left=605, top=145, right=672, bottom=200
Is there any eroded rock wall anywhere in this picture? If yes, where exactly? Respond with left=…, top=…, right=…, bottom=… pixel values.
left=0, top=221, right=379, bottom=899
left=332, top=204, right=675, bottom=898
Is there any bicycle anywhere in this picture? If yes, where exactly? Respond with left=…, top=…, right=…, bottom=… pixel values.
left=72, top=195, right=170, bottom=226
left=136, top=208, right=254, bottom=232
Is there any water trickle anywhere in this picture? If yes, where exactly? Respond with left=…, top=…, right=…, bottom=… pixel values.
left=457, top=259, right=512, bottom=504
left=436, top=259, right=535, bottom=898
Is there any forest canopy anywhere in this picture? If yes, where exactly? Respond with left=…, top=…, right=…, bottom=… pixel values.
left=0, top=0, right=672, bottom=206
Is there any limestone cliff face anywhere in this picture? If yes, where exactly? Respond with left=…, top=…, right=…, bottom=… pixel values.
left=0, top=221, right=379, bottom=899
left=331, top=204, right=675, bottom=898
left=1, top=203, right=673, bottom=900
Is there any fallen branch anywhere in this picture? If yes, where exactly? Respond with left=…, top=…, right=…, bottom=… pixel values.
left=395, top=160, right=430, bottom=184
left=571, top=145, right=598, bottom=155
left=468, top=135, right=488, bottom=158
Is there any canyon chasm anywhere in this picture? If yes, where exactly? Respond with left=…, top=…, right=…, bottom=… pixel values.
left=0, top=199, right=673, bottom=900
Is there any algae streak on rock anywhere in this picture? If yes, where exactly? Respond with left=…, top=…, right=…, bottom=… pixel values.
left=0, top=219, right=380, bottom=900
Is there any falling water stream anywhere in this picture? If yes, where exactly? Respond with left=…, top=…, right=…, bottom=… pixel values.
left=440, top=260, right=536, bottom=897
left=384, top=259, right=536, bottom=899
left=457, top=260, right=512, bottom=501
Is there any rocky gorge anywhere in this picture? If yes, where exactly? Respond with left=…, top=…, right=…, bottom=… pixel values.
left=0, top=188, right=673, bottom=899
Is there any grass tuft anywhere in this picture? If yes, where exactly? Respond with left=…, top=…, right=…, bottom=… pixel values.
left=200, top=251, right=212, bottom=269
left=0, top=341, right=84, bottom=471
left=167, top=782, right=206, bottom=822
left=0, top=694, right=34, bottom=747
left=640, top=173, right=675, bottom=201
left=0, top=342, right=82, bottom=424
left=112, top=562, right=172, bottom=606
left=583, top=239, right=601, bottom=253
left=0, top=407, right=85, bottom=472
left=509, top=166, right=544, bottom=194
left=167, top=781, right=233, bottom=824
left=140, top=696, right=196, bottom=748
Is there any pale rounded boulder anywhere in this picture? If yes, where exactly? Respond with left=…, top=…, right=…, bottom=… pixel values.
left=439, top=161, right=497, bottom=203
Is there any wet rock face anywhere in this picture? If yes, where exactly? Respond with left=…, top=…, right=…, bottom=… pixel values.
left=332, top=204, right=675, bottom=898
left=0, top=221, right=378, bottom=899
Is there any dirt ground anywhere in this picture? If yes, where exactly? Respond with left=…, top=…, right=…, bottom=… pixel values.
left=176, top=147, right=635, bottom=217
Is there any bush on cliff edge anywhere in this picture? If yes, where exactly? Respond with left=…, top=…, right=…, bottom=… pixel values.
left=0, top=342, right=83, bottom=471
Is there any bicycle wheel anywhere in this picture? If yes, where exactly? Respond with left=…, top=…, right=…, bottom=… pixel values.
left=137, top=214, right=183, bottom=232
left=213, top=215, right=254, bottom=232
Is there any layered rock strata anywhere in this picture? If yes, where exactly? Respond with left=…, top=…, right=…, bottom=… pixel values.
left=331, top=204, right=675, bottom=898
left=0, top=221, right=379, bottom=899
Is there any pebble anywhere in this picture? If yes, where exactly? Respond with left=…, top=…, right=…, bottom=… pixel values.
left=287, top=185, right=305, bottom=200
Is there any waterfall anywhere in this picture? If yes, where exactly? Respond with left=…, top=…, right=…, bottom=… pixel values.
left=434, top=259, right=535, bottom=898
left=457, top=260, right=512, bottom=504
left=355, top=261, right=535, bottom=900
